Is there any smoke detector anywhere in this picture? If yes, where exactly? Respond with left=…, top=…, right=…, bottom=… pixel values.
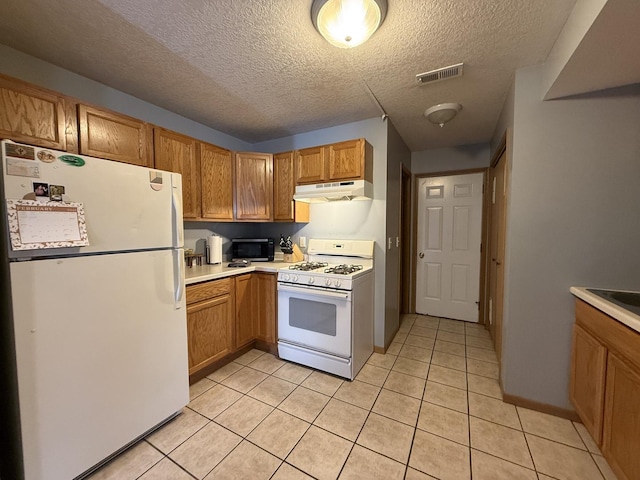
left=416, top=63, right=464, bottom=85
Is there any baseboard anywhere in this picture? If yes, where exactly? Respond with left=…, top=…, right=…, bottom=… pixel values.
left=502, top=393, right=581, bottom=422
left=373, top=345, right=386, bottom=354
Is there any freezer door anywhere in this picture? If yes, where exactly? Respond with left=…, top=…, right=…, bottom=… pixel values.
left=10, top=250, right=188, bottom=480
left=2, top=140, right=184, bottom=259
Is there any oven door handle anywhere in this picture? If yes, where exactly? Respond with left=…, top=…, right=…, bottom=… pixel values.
left=278, top=283, right=350, bottom=299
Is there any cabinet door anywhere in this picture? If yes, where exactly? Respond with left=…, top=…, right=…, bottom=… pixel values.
left=78, top=104, right=152, bottom=167
left=186, top=293, right=234, bottom=375
left=0, top=74, right=66, bottom=150
left=602, top=352, right=640, bottom=480
left=295, top=146, right=326, bottom=185
left=201, top=143, right=233, bottom=221
left=234, top=152, right=273, bottom=221
left=235, top=274, right=257, bottom=349
left=327, top=139, right=363, bottom=181
left=273, top=151, right=295, bottom=222
left=569, top=324, right=607, bottom=445
left=154, top=128, right=200, bottom=219
left=255, top=273, right=277, bottom=344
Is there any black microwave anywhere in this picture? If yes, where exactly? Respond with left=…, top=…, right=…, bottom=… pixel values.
left=231, top=238, right=275, bottom=262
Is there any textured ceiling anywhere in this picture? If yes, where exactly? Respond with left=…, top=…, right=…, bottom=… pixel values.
left=0, top=0, right=579, bottom=151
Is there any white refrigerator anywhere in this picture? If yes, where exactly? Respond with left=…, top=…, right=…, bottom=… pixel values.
left=1, top=140, right=189, bottom=480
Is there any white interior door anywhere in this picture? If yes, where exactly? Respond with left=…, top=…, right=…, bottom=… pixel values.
left=416, top=172, right=484, bottom=322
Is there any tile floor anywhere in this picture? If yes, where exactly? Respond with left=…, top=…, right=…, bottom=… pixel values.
left=88, top=314, right=619, bottom=480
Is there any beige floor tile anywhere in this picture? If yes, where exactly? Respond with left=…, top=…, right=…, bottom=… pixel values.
left=470, top=449, right=537, bottom=480
left=272, top=463, right=314, bottom=480
left=214, top=395, right=273, bottom=436
left=467, top=373, right=502, bottom=399
left=464, top=327, right=492, bottom=339
left=189, top=378, right=216, bottom=400
left=287, top=426, right=353, bottom=480
left=88, top=441, right=163, bottom=480
left=405, top=467, right=438, bottom=479
left=334, top=380, right=381, bottom=410
left=188, top=384, right=243, bottom=420
left=466, top=358, right=499, bottom=379
left=392, top=357, right=430, bottom=379
left=410, top=326, right=438, bottom=339
left=383, top=370, right=426, bottom=398
left=355, top=364, right=390, bottom=387
left=428, top=364, right=467, bottom=389
left=206, top=362, right=243, bottom=382
left=247, top=375, right=296, bottom=406
left=537, top=475, right=557, bottom=480
left=409, top=429, right=471, bottom=480
left=248, top=409, right=310, bottom=459
left=465, top=335, right=494, bottom=350
left=146, top=408, right=209, bottom=454
left=399, top=344, right=433, bottom=363
left=272, top=363, right=313, bottom=384
left=423, top=381, right=468, bottom=413
left=386, top=342, right=403, bottom=356
left=526, top=434, right=603, bottom=480
left=413, top=315, right=440, bottom=328
left=404, top=334, right=436, bottom=349
left=438, top=322, right=466, bottom=334
left=169, top=422, right=242, bottom=479
left=205, top=440, right=280, bottom=480
left=279, top=386, right=331, bottom=422
left=466, top=346, right=498, bottom=364
left=366, top=352, right=397, bottom=369
left=220, top=366, right=268, bottom=393
left=300, top=370, right=344, bottom=396
left=372, top=388, right=421, bottom=426
left=592, top=454, right=618, bottom=480
left=517, top=407, right=585, bottom=449
left=138, top=457, right=193, bottom=480
left=234, top=349, right=265, bottom=365
left=434, top=339, right=466, bottom=357
left=356, top=413, right=414, bottom=463
left=573, top=422, right=601, bottom=454
left=469, top=417, right=534, bottom=469
left=394, top=331, right=409, bottom=343
left=248, top=353, right=286, bottom=374
left=398, top=323, right=412, bottom=333
left=313, top=398, right=368, bottom=441
left=339, top=444, right=405, bottom=480
left=417, top=401, right=469, bottom=446
left=468, top=392, right=520, bottom=429
left=436, top=330, right=466, bottom=345
left=431, top=351, right=467, bottom=372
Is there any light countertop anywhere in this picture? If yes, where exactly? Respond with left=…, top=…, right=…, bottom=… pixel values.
left=570, top=286, right=640, bottom=334
left=185, top=261, right=289, bottom=285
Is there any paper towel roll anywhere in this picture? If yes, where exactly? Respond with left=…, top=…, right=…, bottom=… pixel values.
left=207, top=235, right=222, bottom=264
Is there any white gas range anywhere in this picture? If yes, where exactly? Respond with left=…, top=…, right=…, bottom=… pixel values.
left=277, top=239, right=374, bottom=380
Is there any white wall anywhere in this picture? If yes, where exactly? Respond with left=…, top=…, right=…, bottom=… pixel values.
left=412, top=144, right=490, bottom=174
left=499, top=64, right=640, bottom=409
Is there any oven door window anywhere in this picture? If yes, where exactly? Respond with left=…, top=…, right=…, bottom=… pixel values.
left=289, top=298, right=337, bottom=336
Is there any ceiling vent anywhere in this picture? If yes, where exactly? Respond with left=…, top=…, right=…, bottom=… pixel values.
left=416, top=63, right=464, bottom=85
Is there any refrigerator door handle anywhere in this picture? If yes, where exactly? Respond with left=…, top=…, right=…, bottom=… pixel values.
left=171, top=173, right=184, bottom=248
left=173, top=248, right=185, bottom=309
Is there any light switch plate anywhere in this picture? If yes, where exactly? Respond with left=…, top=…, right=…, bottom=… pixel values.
left=299, top=236, right=306, bottom=248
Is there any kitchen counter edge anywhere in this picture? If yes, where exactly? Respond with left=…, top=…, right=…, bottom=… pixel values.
left=570, top=286, right=640, bottom=334
left=185, top=262, right=287, bottom=285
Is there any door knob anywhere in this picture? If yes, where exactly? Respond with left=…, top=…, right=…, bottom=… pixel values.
left=419, top=252, right=424, bottom=259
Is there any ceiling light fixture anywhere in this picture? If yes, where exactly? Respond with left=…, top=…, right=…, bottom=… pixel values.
left=311, top=0, right=388, bottom=49
left=424, top=103, right=463, bottom=128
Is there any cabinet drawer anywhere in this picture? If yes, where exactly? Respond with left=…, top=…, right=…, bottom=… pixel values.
left=186, top=278, right=231, bottom=304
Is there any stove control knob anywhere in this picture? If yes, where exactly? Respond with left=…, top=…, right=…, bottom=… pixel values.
left=308, top=277, right=315, bottom=284
left=335, top=280, right=342, bottom=287
left=283, top=274, right=290, bottom=281
left=325, top=278, right=332, bottom=286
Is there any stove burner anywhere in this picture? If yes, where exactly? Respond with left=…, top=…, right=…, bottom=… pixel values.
left=288, top=262, right=328, bottom=272
left=324, top=264, right=364, bottom=275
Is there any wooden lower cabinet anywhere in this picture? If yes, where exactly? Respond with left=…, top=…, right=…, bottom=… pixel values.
left=235, top=274, right=257, bottom=349
left=570, top=299, right=640, bottom=480
left=186, top=279, right=234, bottom=376
left=255, top=273, right=277, bottom=344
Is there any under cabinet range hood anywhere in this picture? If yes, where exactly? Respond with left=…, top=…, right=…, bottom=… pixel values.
left=293, top=179, right=373, bottom=203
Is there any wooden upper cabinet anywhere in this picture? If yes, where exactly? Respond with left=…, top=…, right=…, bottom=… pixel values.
left=200, top=143, right=233, bottom=221
left=0, top=74, right=66, bottom=150
left=327, top=138, right=372, bottom=182
left=154, top=128, right=200, bottom=219
left=273, top=151, right=295, bottom=221
left=234, top=152, right=273, bottom=221
left=295, top=146, right=326, bottom=185
left=78, top=104, right=152, bottom=167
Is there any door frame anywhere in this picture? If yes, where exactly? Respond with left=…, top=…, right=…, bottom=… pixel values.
left=399, top=164, right=412, bottom=314
left=411, top=168, right=488, bottom=322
